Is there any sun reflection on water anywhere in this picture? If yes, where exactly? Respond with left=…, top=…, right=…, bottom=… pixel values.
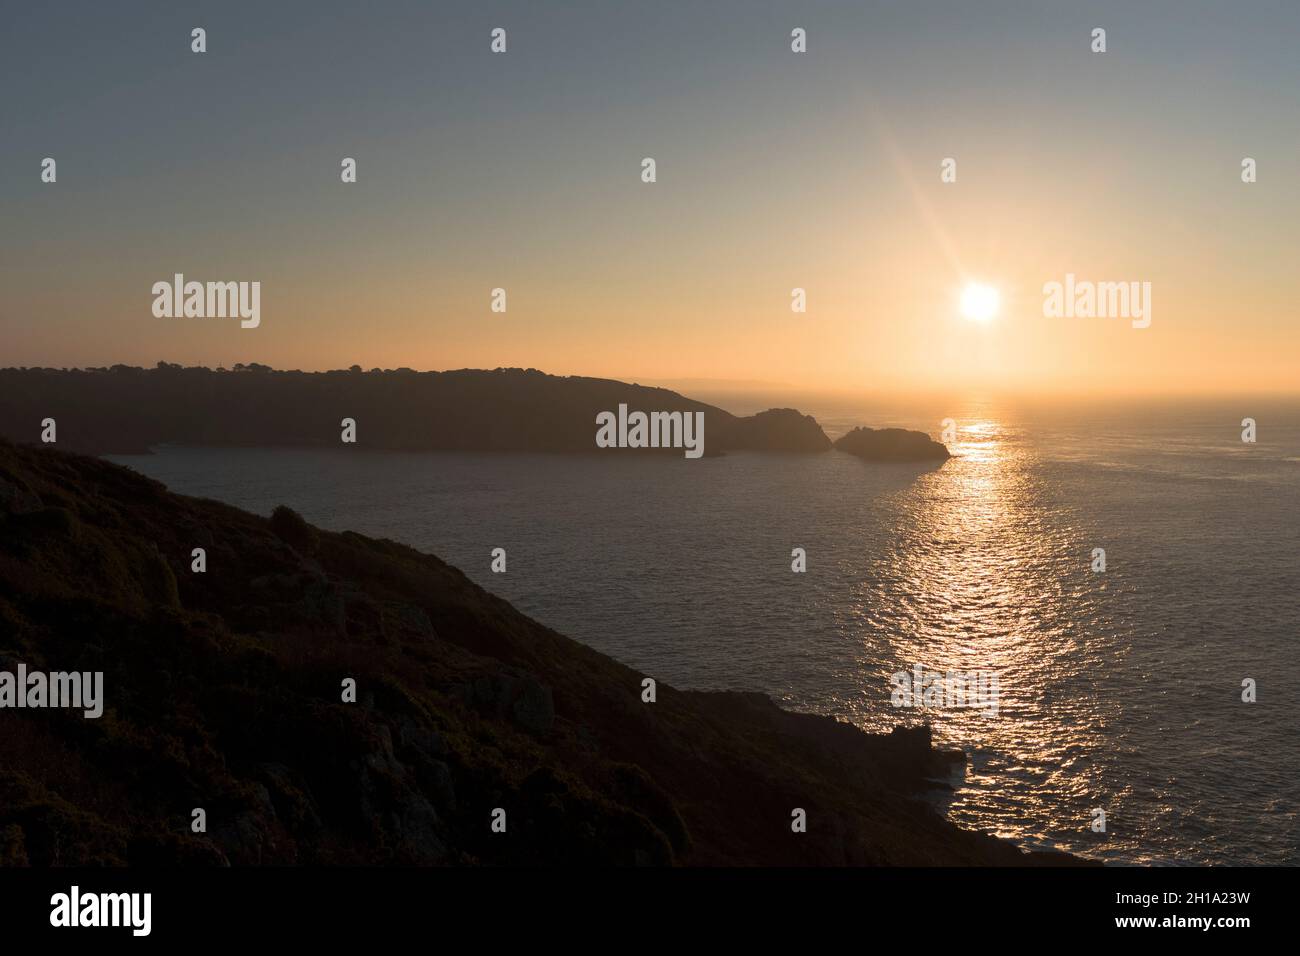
left=853, top=415, right=1112, bottom=855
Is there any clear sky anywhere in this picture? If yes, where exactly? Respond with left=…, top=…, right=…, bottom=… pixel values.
left=2, top=1, right=1297, bottom=395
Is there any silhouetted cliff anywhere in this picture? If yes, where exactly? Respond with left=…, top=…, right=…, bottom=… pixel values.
left=0, top=441, right=1073, bottom=866
left=0, top=365, right=832, bottom=457
left=835, top=426, right=951, bottom=462
left=723, top=408, right=832, bottom=452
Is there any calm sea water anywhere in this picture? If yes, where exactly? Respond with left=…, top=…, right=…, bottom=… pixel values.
left=110, top=395, right=1300, bottom=865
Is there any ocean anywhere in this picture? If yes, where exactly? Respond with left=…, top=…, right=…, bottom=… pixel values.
left=109, top=394, right=1300, bottom=865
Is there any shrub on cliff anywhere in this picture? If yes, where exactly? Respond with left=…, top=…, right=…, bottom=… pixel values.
left=270, top=505, right=319, bottom=555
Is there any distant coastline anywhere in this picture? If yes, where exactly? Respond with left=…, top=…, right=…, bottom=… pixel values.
left=0, top=364, right=949, bottom=462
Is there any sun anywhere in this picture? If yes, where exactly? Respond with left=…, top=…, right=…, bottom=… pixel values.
left=960, top=283, right=1000, bottom=323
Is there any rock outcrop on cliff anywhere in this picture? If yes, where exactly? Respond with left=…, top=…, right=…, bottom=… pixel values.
left=716, top=408, right=833, bottom=452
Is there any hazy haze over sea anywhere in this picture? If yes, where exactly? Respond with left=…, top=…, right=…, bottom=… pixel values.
left=111, top=393, right=1300, bottom=865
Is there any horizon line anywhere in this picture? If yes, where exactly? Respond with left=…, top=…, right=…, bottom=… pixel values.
left=5, top=362, right=1300, bottom=402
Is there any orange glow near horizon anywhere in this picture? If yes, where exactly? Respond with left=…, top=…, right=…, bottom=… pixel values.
left=4, top=7, right=1297, bottom=399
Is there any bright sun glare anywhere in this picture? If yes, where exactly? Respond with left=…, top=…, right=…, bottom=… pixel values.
left=960, top=283, right=1000, bottom=323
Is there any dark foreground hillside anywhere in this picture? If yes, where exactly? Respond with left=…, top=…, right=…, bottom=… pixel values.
left=0, top=441, right=1080, bottom=866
